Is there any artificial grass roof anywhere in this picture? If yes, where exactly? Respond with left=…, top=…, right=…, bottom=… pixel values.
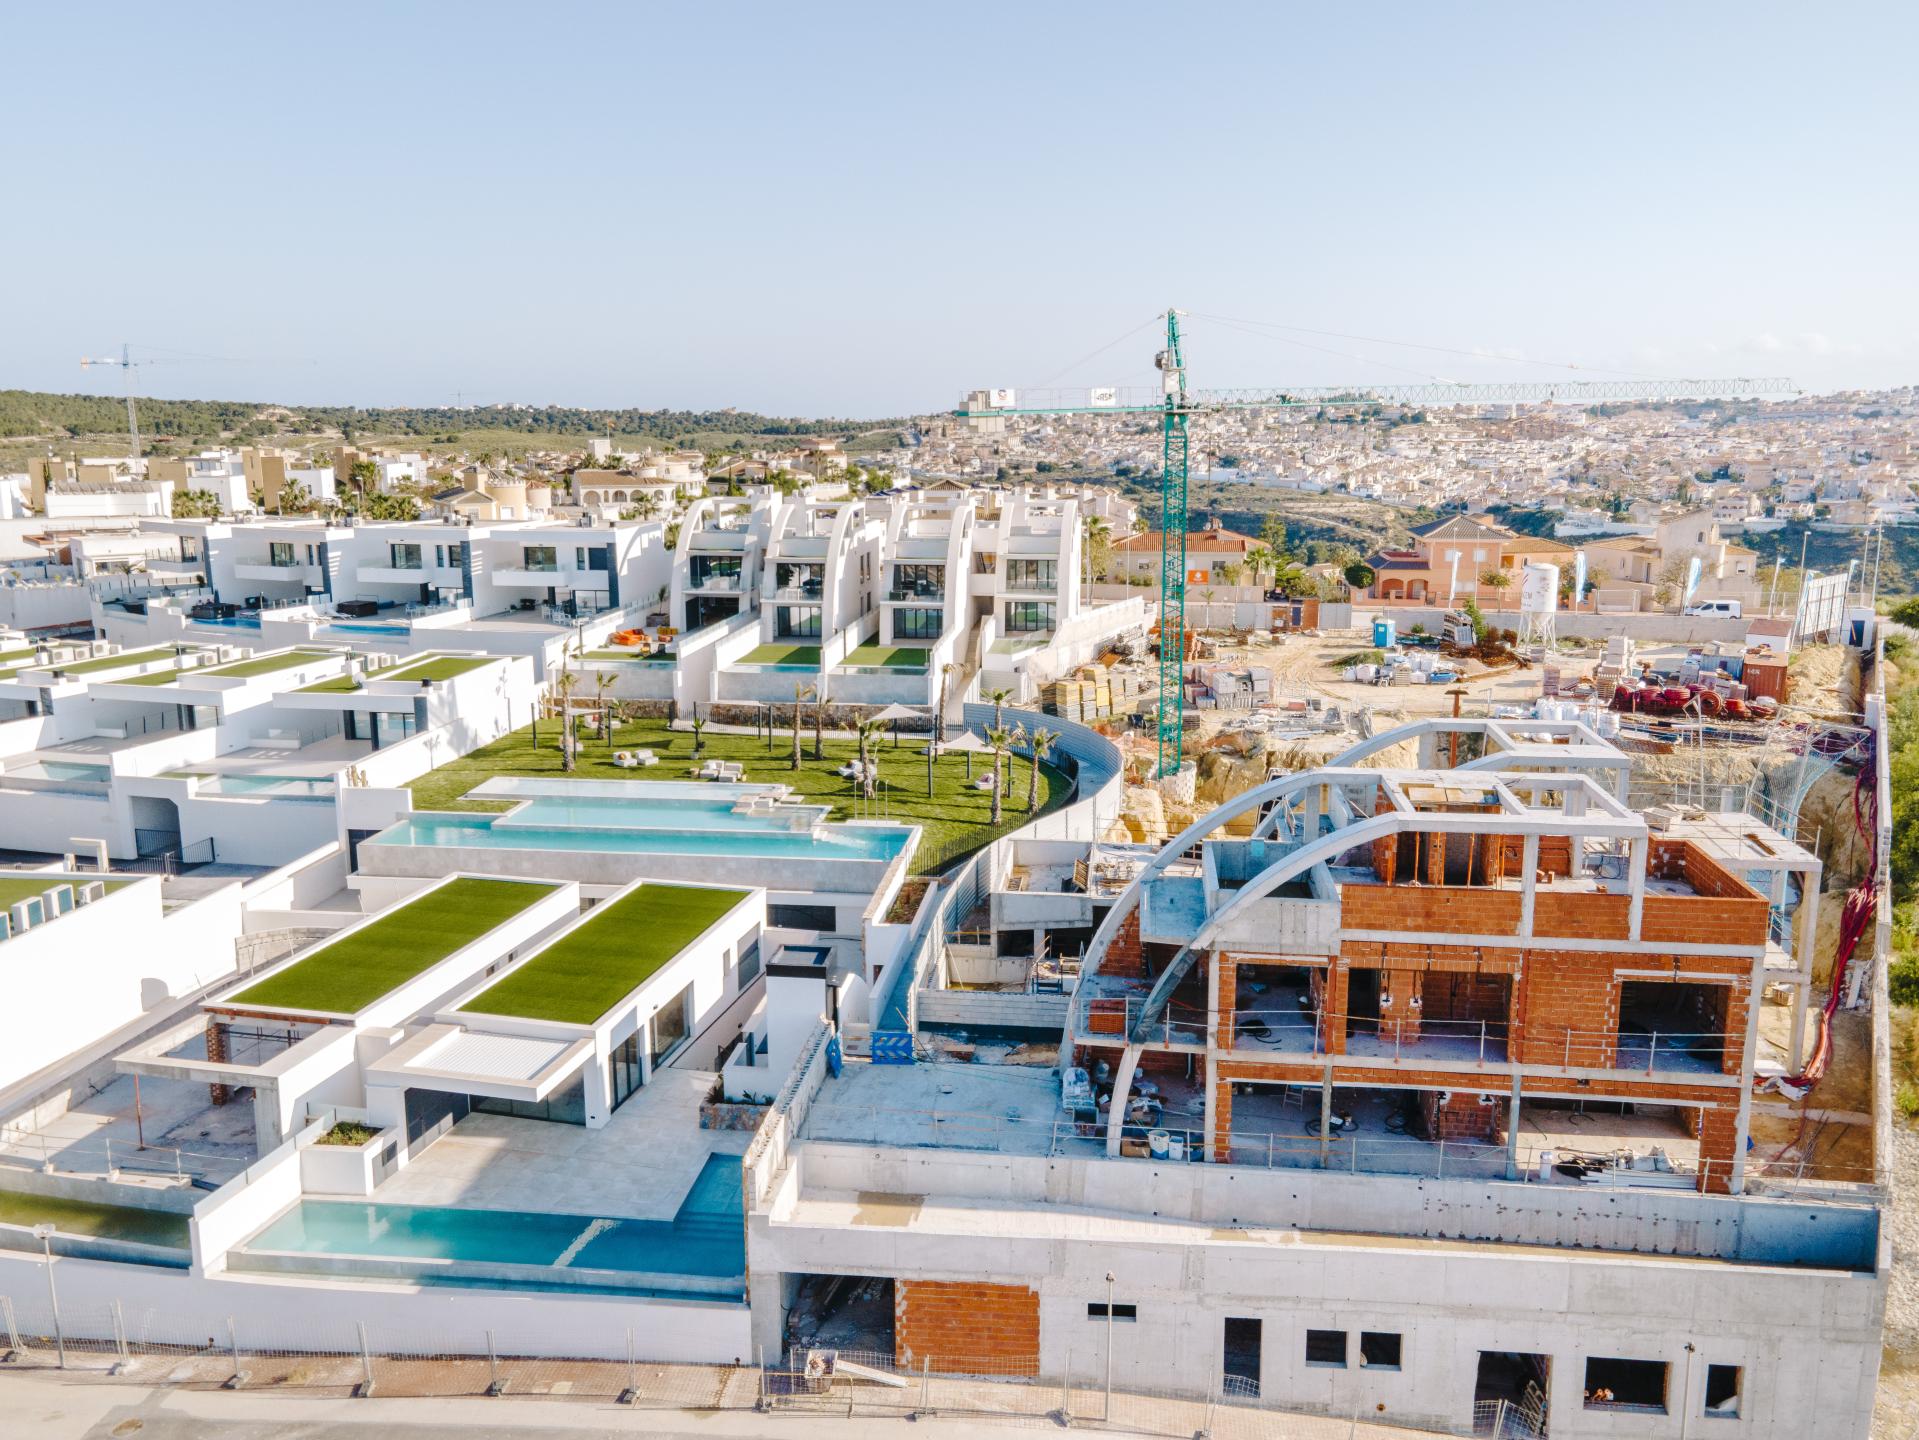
left=583, top=648, right=673, bottom=664
left=297, top=654, right=493, bottom=693
left=740, top=644, right=821, bottom=667
left=841, top=645, right=929, bottom=669
left=459, top=883, right=748, bottom=1026
left=226, top=877, right=558, bottom=1015
left=193, top=649, right=335, bottom=678
left=378, top=655, right=495, bottom=683
left=48, top=646, right=182, bottom=676
left=0, top=876, right=131, bottom=910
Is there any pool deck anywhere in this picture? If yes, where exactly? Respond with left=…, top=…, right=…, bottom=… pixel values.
left=371, top=1066, right=750, bottom=1222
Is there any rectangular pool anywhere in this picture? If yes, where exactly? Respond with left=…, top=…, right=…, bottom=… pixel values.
left=245, top=1153, right=744, bottom=1286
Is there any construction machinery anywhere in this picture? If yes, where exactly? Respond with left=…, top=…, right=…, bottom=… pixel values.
left=958, top=311, right=1793, bottom=779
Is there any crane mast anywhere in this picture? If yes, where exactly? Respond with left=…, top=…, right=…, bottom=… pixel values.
left=960, top=312, right=1794, bottom=781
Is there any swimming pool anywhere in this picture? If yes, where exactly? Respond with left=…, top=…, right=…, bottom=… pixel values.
left=199, top=774, right=336, bottom=799
left=8, top=760, right=111, bottom=783
left=378, top=811, right=906, bottom=860
left=245, top=1153, right=744, bottom=1285
left=495, top=794, right=831, bottom=835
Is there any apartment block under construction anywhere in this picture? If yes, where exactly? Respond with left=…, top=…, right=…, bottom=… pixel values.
left=767, top=711, right=1886, bottom=1438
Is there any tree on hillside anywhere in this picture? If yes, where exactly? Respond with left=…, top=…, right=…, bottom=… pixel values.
left=1343, top=560, right=1377, bottom=591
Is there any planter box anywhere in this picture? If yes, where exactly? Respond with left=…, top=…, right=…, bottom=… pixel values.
left=700, top=1100, right=771, bottom=1132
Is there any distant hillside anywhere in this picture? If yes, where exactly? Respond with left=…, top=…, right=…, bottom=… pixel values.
left=0, top=389, right=900, bottom=448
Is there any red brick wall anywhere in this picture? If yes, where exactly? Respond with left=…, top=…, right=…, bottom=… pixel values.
left=895, top=1280, right=1040, bottom=1374
left=1102, top=907, right=1144, bottom=977
left=1512, top=950, right=1621, bottom=1067
left=1338, top=884, right=1523, bottom=936
left=1419, top=1088, right=1500, bottom=1142
left=1531, top=890, right=1632, bottom=942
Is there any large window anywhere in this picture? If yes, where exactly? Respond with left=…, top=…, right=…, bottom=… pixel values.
left=522, top=545, right=558, bottom=572
left=893, top=607, right=943, bottom=640
left=648, top=984, right=693, bottom=1067
left=608, top=1031, right=644, bottom=1111
left=776, top=605, right=822, bottom=638
left=736, top=939, right=763, bottom=988
left=475, top=1073, right=586, bottom=1125
left=769, top=902, right=836, bottom=930
left=1003, top=600, right=1056, bottom=633
left=388, top=543, right=423, bottom=570
left=269, top=541, right=297, bottom=567
left=1004, top=558, right=1056, bottom=591
left=891, top=564, right=944, bottom=599
left=692, top=555, right=742, bottom=588
left=776, top=561, right=823, bottom=596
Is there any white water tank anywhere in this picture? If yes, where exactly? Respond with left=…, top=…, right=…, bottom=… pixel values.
left=1519, top=562, right=1560, bottom=616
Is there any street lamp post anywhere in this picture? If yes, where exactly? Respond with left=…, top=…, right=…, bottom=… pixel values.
left=32, top=1224, right=63, bottom=1367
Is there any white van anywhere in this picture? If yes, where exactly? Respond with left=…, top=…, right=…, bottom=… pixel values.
left=1683, top=599, right=1743, bottom=619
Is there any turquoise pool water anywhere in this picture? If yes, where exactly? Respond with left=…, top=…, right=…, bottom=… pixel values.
left=201, top=774, right=336, bottom=799
left=10, top=760, right=111, bottom=783
left=378, top=802, right=908, bottom=860
left=496, top=794, right=829, bottom=834
left=246, top=1154, right=744, bottom=1286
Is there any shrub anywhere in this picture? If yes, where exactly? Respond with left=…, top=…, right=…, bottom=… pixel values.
left=317, top=1120, right=378, bottom=1147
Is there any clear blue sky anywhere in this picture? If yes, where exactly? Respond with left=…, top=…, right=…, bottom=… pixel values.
left=9, top=2, right=1915, bottom=416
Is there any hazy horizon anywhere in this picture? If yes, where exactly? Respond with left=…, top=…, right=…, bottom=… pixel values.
left=9, top=3, right=1915, bottom=416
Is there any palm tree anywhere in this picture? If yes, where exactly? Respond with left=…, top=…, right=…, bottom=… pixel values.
left=1081, top=515, right=1111, bottom=599
left=553, top=669, right=579, bottom=772
left=790, top=681, right=808, bottom=770
left=935, top=662, right=954, bottom=745
left=593, top=671, right=616, bottom=750
left=812, top=684, right=826, bottom=761
left=1024, top=725, right=1058, bottom=815
left=986, top=686, right=1013, bottom=735
left=1246, top=544, right=1274, bottom=591
left=855, top=716, right=888, bottom=800
left=984, top=725, right=1012, bottom=825
left=690, top=705, right=708, bottom=759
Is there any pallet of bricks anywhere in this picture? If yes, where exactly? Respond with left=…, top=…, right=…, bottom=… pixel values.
left=1046, top=664, right=1114, bottom=724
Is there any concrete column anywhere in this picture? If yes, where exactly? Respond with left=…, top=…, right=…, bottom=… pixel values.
left=1519, top=835, right=1540, bottom=936
left=1319, top=1061, right=1334, bottom=1168
left=1505, top=1073, right=1522, bottom=1181
left=1626, top=835, right=1649, bottom=941
left=1103, top=1043, right=1143, bottom=1158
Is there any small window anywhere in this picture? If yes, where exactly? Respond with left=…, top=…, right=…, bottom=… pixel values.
left=1360, top=1332, right=1402, bottom=1370
left=1704, top=1364, right=1741, bottom=1419
left=768, top=902, right=837, bottom=931
left=1584, top=1356, right=1669, bottom=1412
left=1087, top=1303, right=1137, bottom=1322
left=1305, top=1330, right=1347, bottom=1368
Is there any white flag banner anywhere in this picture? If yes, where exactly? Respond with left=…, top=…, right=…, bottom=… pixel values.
left=1088, top=387, right=1117, bottom=408
left=988, top=388, right=1017, bottom=408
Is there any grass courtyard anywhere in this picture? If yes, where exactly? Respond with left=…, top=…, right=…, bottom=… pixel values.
left=840, top=644, right=928, bottom=669
left=459, top=883, right=750, bottom=1026
left=738, top=644, right=821, bottom=667
left=227, top=876, right=559, bottom=1015
left=299, top=653, right=496, bottom=693
left=406, top=716, right=1073, bottom=874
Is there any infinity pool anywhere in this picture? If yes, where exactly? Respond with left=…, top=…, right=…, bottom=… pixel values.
left=200, top=774, right=337, bottom=800
left=245, top=1154, right=743, bottom=1285
left=496, top=794, right=830, bottom=834
left=9, top=760, right=111, bottom=783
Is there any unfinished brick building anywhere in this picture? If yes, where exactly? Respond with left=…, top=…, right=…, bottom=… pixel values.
left=1070, top=732, right=1823, bottom=1196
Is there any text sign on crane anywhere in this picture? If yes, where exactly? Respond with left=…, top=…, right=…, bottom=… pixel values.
left=1088, top=387, right=1117, bottom=407
left=988, top=388, right=1017, bottom=408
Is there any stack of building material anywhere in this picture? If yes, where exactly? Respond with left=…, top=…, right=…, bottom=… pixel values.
left=1593, top=635, right=1636, bottom=699
left=1046, top=665, right=1117, bottom=723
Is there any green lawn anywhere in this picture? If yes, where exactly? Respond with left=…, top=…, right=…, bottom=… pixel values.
left=377, top=654, right=496, bottom=684
left=406, top=717, right=1072, bottom=874
left=225, top=877, right=558, bottom=1014
left=298, top=654, right=494, bottom=693
left=51, top=646, right=182, bottom=676
left=459, top=883, right=748, bottom=1026
left=739, top=644, right=821, bottom=667
left=129, top=649, right=335, bottom=685
left=0, top=1190, right=189, bottom=1249
left=0, top=876, right=131, bottom=910
left=841, top=645, right=929, bottom=669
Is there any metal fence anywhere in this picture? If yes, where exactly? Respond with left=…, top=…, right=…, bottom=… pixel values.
left=0, top=1298, right=1536, bottom=1440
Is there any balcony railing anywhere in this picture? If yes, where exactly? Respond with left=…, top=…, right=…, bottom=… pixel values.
left=886, top=588, right=945, bottom=602
left=691, top=573, right=744, bottom=591
left=771, top=585, right=823, bottom=601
